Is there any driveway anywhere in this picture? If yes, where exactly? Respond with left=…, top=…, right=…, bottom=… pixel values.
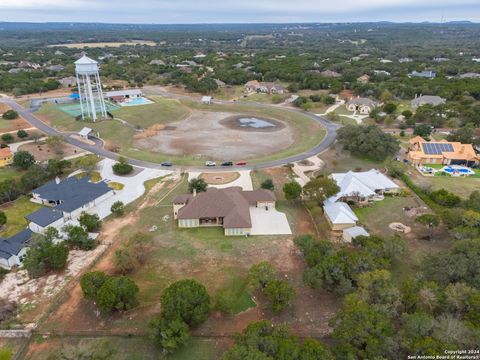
left=188, top=170, right=253, bottom=190
left=249, top=206, right=292, bottom=235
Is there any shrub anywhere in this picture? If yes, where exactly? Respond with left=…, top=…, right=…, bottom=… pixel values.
left=2, top=110, right=18, bottom=120
left=112, top=157, right=133, bottom=175
left=0, top=211, right=6, bottom=227
left=111, top=201, right=125, bottom=216
left=260, top=179, right=274, bottom=191
left=283, top=181, right=302, bottom=200
left=188, top=177, right=208, bottom=193
left=80, top=271, right=109, bottom=300
left=12, top=151, right=35, bottom=170
left=23, top=236, right=69, bottom=278
left=16, top=130, right=28, bottom=139
left=148, top=317, right=190, bottom=353
left=248, top=261, right=276, bottom=289
left=1, top=134, right=14, bottom=144
left=113, top=247, right=137, bottom=274
left=96, top=276, right=139, bottom=312
left=63, top=225, right=96, bottom=250
left=79, top=212, right=102, bottom=232
left=264, top=279, right=296, bottom=313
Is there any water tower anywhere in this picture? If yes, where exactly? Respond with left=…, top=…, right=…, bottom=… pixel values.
left=75, top=55, right=107, bottom=121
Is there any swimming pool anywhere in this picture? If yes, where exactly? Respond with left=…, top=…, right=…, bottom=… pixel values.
left=441, top=165, right=475, bottom=176
left=120, top=97, right=154, bottom=106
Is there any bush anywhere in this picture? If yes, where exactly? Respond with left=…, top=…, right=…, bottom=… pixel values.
left=12, top=151, right=35, bottom=170
left=23, top=236, right=69, bottom=278
left=383, top=103, right=397, bottom=114
left=2, top=110, right=18, bottom=120
left=111, top=201, right=125, bottom=216
left=188, top=177, right=207, bottom=193
left=96, top=276, right=139, bottom=312
left=264, top=279, right=296, bottom=313
left=0, top=211, right=6, bottom=227
left=112, top=157, right=133, bottom=175
left=260, top=179, right=274, bottom=191
left=283, top=181, right=302, bottom=200
left=113, top=247, right=137, bottom=274
left=16, top=130, right=28, bottom=139
left=63, top=225, right=96, bottom=250
left=161, top=279, right=211, bottom=326
left=148, top=317, right=190, bottom=353
left=248, top=261, right=276, bottom=289
left=80, top=271, right=109, bottom=300
left=79, top=212, right=102, bottom=232
left=402, top=110, right=413, bottom=119
left=430, top=189, right=461, bottom=208
left=1, top=134, right=14, bottom=144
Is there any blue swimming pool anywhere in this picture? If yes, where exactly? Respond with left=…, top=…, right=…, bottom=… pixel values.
left=442, top=166, right=474, bottom=175
left=120, top=97, right=154, bottom=106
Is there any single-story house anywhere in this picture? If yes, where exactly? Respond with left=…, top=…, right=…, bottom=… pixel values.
left=327, top=169, right=400, bottom=204
left=0, top=229, right=33, bottom=269
left=346, top=97, right=378, bottom=114
left=46, top=65, right=65, bottom=72
left=408, top=71, right=436, bottom=79
left=411, top=95, right=446, bottom=108
left=105, top=89, right=143, bottom=102
left=407, top=137, right=479, bottom=167
left=149, top=59, right=166, bottom=66
left=59, top=76, right=78, bottom=87
left=342, top=226, right=369, bottom=243
left=320, top=70, right=341, bottom=78
left=244, top=81, right=285, bottom=94
left=28, top=176, right=114, bottom=233
left=374, top=70, right=391, bottom=76
left=357, top=74, right=370, bottom=83
left=459, top=73, right=480, bottom=79
left=0, top=147, right=13, bottom=167
left=323, top=202, right=358, bottom=231
left=173, top=187, right=276, bottom=236
left=398, top=57, right=412, bottom=63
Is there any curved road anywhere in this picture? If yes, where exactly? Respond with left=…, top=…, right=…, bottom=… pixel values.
left=0, top=91, right=339, bottom=171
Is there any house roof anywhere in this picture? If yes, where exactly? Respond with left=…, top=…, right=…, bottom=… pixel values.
left=33, top=176, right=112, bottom=214
left=329, top=169, right=399, bottom=202
left=408, top=139, right=478, bottom=162
left=347, top=97, right=377, bottom=107
left=324, top=202, right=358, bottom=225
left=176, top=187, right=275, bottom=229
left=79, top=127, right=93, bottom=137
left=26, top=207, right=63, bottom=227
left=411, top=95, right=446, bottom=107
left=105, top=89, right=142, bottom=97
left=0, top=229, right=33, bottom=259
left=0, top=147, right=12, bottom=159
left=343, top=226, right=369, bottom=238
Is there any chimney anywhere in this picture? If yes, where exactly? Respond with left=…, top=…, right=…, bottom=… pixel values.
left=193, top=188, right=197, bottom=197
left=55, top=176, right=60, bottom=185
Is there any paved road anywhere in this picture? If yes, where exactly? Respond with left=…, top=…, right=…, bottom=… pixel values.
left=0, top=92, right=339, bottom=171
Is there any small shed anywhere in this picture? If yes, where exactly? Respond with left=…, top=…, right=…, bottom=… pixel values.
left=79, top=127, right=94, bottom=139
left=202, top=96, right=213, bottom=104
left=342, top=226, right=369, bottom=243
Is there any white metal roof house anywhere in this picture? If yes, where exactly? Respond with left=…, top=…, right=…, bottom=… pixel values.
left=342, top=226, right=369, bottom=243
left=411, top=95, right=446, bottom=108
left=323, top=202, right=358, bottom=231
left=327, top=169, right=399, bottom=204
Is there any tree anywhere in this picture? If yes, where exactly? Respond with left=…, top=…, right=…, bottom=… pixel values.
left=47, top=159, right=71, bottom=176
left=23, top=235, right=69, bottom=278
left=20, top=165, right=48, bottom=191
left=413, top=124, right=432, bottom=138
left=16, top=130, right=28, bottom=139
left=248, top=261, right=276, bottom=289
left=112, top=156, right=133, bottom=175
left=148, top=317, right=190, bottom=353
left=95, top=276, right=139, bottom=312
left=415, top=214, right=440, bottom=239
left=80, top=271, right=109, bottom=300
left=465, top=191, right=480, bottom=212
left=79, top=212, right=102, bottom=232
left=0, top=211, right=6, bottom=228
left=111, top=201, right=125, bottom=216
left=2, top=110, right=18, bottom=120
left=113, top=247, right=137, bottom=274
left=402, top=110, right=413, bottom=119
left=260, top=179, right=274, bottom=191
left=430, top=189, right=461, bottom=207
left=383, top=103, right=397, bottom=114
left=160, top=279, right=211, bottom=326
left=1, top=134, right=14, bottom=144
left=302, top=176, right=340, bottom=205
left=76, top=155, right=98, bottom=173
left=283, top=181, right=302, bottom=201
left=12, top=151, right=35, bottom=170
left=188, top=177, right=207, bottom=194
left=51, top=339, right=116, bottom=360
left=264, top=279, right=296, bottom=313
left=63, top=225, right=96, bottom=250
left=337, top=124, right=400, bottom=161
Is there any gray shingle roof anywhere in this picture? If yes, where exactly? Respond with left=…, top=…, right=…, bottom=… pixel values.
left=26, top=207, right=63, bottom=227
left=0, top=229, right=33, bottom=259
left=33, top=176, right=112, bottom=214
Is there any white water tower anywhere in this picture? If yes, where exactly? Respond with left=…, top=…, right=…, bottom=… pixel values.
left=75, top=55, right=107, bottom=121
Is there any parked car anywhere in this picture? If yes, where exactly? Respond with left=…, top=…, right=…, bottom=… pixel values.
left=161, top=161, right=173, bottom=167
left=205, top=161, right=216, bottom=166
left=236, top=161, right=247, bottom=166
left=221, top=161, right=233, bottom=166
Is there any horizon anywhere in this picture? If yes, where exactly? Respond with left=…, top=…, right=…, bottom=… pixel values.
left=1, top=0, right=480, bottom=24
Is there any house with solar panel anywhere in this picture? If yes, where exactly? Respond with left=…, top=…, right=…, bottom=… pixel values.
left=407, top=136, right=479, bottom=167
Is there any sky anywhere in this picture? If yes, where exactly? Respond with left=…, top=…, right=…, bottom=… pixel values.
left=0, top=0, right=479, bottom=24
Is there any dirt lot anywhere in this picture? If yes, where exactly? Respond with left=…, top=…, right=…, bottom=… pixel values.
left=18, top=141, right=86, bottom=161
left=0, top=117, right=33, bottom=133
left=135, top=111, right=294, bottom=161
left=200, top=172, right=240, bottom=185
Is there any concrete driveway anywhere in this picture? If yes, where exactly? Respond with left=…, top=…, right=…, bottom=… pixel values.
left=249, top=206, right=292, bottom=235
left=188, top=170, right=253, bottom=190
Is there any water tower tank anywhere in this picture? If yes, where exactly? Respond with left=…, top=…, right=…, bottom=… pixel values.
left=75, top=55, right=100, bottom=75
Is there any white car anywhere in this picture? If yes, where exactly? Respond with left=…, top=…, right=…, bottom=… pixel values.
left=205, top=161, right=216, bottom=166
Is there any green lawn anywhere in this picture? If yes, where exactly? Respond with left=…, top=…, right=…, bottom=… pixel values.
left=0, top=196, right=43, bottom=237
left=0, top=166, right=23, bottom=182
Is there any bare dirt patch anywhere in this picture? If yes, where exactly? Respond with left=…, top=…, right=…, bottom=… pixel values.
left=18, top=142, right=85, bottom=161
left=200, top=172, right=240, bottom=185
left=0, top=117, right=33, bottom=133
left=133, top=124, right=166, bottom=140
left=134, top=111, right=294, bottom=161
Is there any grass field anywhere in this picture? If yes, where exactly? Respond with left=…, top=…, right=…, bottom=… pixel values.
left=36, top=96, right=326, bottom=166
left=0, top=196, right=43, bottom=237
left=0, top=167, right=23, bottom=182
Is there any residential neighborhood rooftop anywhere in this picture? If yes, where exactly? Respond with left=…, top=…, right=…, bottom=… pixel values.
left=0, top=229, right=33, bottom=260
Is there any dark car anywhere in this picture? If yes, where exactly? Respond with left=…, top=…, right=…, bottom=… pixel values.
left=221, top=161, right=233, bottom=166
left=236, top=161, right=247, bottom=166
left=161, top=161, right=173, bottom=167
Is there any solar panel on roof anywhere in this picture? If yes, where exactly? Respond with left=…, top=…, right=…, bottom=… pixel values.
left=422, top=143, right=454, bottom=155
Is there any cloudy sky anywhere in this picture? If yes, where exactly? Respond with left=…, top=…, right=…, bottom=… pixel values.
left=0, top=0, right=479, bottom=23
